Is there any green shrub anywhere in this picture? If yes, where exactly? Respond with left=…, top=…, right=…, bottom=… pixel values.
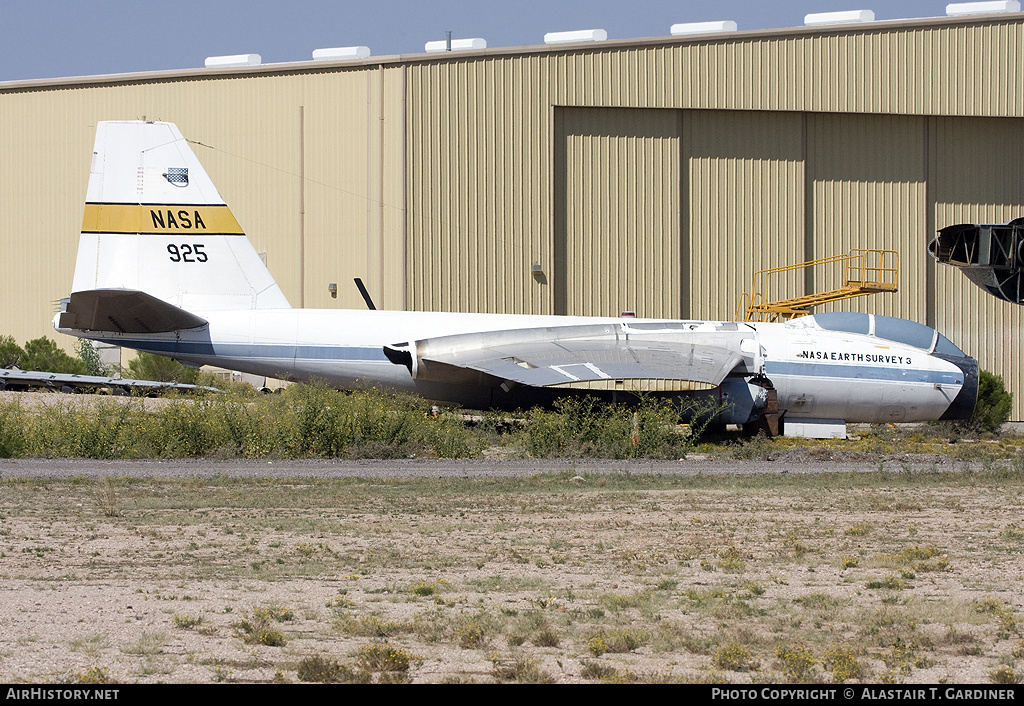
left=77, top=339, right=108, bottom=376
left=172, top=614, right=205, bottom=629
left=411, top=580, right=437, bottom=597
left=490, top=654, right=555, bottom=683
left=29, top=401, right=139, bottom=459
left=457, top=622, right=486, bottom=649
left=20, top=337, right=88, bottom=375
left=62, top=666, right=117, bottom=684
left=775, top=644, right=817, bottom=682
left=588, top=628, right=647, bottom=654
left=218, top=400, right=279, bottom=457
left=533, top=627, right=560, bottom=647
left=989, top=665, right=1021, bottom=685
left=962, top=370, right=1013, bottom=434
left=519, top=394, right=720, bottom=459
left=823, top=646, right=867, bottom=683
left=155, top=400, right=225, bottom=457
left=712, top=642, right=759, bottom=672
left=124, top=351, right=198, bottom=384
left=0, top=335, right=24, bottom=368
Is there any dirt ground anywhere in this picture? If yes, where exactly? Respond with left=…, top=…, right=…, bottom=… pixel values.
left=0, top=452, right=1022, bottom=685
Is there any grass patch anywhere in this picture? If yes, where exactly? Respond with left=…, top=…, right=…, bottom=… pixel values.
left=588, top=629, right=648, bottom=655
left=61, top=666, right=117, bottom=685
left=774, top=644, right=818, bottom=682
left=354, top=643, right=414, bottom=672
left=297, top=655, right=371, bottom=683
left=823, top=646, right=868, bottom=683
left=234, top=609, right=289, bottom=647
left=490, top=654, right=555, bottom=683
left=712, top=642, right=760, bottom=672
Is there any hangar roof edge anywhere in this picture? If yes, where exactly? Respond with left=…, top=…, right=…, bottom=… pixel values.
left=1, top=12, right=1022, bottom=93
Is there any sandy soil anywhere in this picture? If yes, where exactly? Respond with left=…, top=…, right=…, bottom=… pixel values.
left=0, top=458, right=1021, bottom=685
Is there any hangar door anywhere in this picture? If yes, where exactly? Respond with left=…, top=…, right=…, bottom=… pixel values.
left=685, top=110, right=805, bottom=321
left=929, top=116, right=1024, bottom=417
left=553, top=107, right=682, bottom=318
left=807, top=113, right=927, bottom=322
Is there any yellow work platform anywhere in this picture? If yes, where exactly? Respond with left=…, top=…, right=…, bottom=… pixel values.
left=738, top=250, right=898, bottom=322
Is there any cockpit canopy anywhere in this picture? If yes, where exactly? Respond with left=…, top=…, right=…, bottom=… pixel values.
left=809, top=312, right=966, bottom=356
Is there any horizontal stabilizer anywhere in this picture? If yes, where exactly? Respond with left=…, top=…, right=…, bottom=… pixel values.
left=58, top=289, right=208, bottom=333
left=386, top=322, right=754, bottom=389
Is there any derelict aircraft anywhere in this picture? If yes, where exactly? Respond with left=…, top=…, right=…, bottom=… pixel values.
left=55, top=121, right=978, bottom=432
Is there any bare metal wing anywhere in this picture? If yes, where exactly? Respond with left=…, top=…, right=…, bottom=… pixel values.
left=385, top=322, right=757, bottom=391
left=0, top=368, right=219, bottom=394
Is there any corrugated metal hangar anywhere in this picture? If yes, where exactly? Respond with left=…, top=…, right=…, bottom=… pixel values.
left=2, top=11, right=1024, bottom=413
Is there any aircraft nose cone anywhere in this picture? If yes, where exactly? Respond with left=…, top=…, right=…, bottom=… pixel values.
left=935, top=352, right=979, bottom=421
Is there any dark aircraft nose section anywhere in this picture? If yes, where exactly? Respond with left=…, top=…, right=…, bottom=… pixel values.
left=933, top=351, right=979, bottom=421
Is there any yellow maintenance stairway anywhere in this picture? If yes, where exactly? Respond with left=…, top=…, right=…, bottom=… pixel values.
left=738, top=249, right=899, bottom=322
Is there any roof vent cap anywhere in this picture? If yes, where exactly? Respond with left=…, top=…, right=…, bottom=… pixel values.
left=204, top=54, right=262, bottom=68
left=670, top=20, right=738, bottom=35
left=804, top=9, right=875, bottom=25
left=424, top=37, right=487, bottom=52
left=946, top=1, right=1020, bottom=16
left=544, top=29, right=608, bottom=44
left=312, top=46, right=371, bottom=60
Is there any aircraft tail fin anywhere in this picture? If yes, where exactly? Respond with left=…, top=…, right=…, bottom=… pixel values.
left=71, top=121, right=290, bottom=314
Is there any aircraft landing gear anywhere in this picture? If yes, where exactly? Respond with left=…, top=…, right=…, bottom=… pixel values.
left=744, top=375, right=784, bottom=437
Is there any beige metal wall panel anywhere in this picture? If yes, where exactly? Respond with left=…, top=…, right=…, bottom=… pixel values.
left=929, top=116, right=1024, bottom=417
left=0, top=93, right=91, bottom=348
left=923, top=22, right=1024, bottom=118
left=299, top=68, right=407, bottom=311
left=686, top=110, right=805, bottom=321
left=406, top=57, right=553, bottom=314
left=383, top=66, right=409, bottom=310
left=807, top=113, right=927, bottom=322
left=530, top=20, right=1023, bottom=117
left=706, top=21, right=1024, bottom=117
left=553, top=107, right=681, bottom=318
left=403, top=18, right=1024, bottom=317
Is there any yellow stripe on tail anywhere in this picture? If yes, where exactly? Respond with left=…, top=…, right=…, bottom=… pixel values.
left=82, top=204, right=244, bottom=235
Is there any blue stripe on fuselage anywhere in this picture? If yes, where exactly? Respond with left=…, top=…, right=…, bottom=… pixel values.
left=766, top=360, right=962, bottom=385
left=92, top=339, right=389, bottom=363
left=91, top=340, right=963, bottom=386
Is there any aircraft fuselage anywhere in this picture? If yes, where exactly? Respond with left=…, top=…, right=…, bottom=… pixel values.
left=59, top=308, right=976, bottom=425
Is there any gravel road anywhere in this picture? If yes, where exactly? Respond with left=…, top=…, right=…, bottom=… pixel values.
left=0, top=451, right=975, bottom=479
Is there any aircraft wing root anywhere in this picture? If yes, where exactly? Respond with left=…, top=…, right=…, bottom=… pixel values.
left=386, top=323, right=754, bottom=389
